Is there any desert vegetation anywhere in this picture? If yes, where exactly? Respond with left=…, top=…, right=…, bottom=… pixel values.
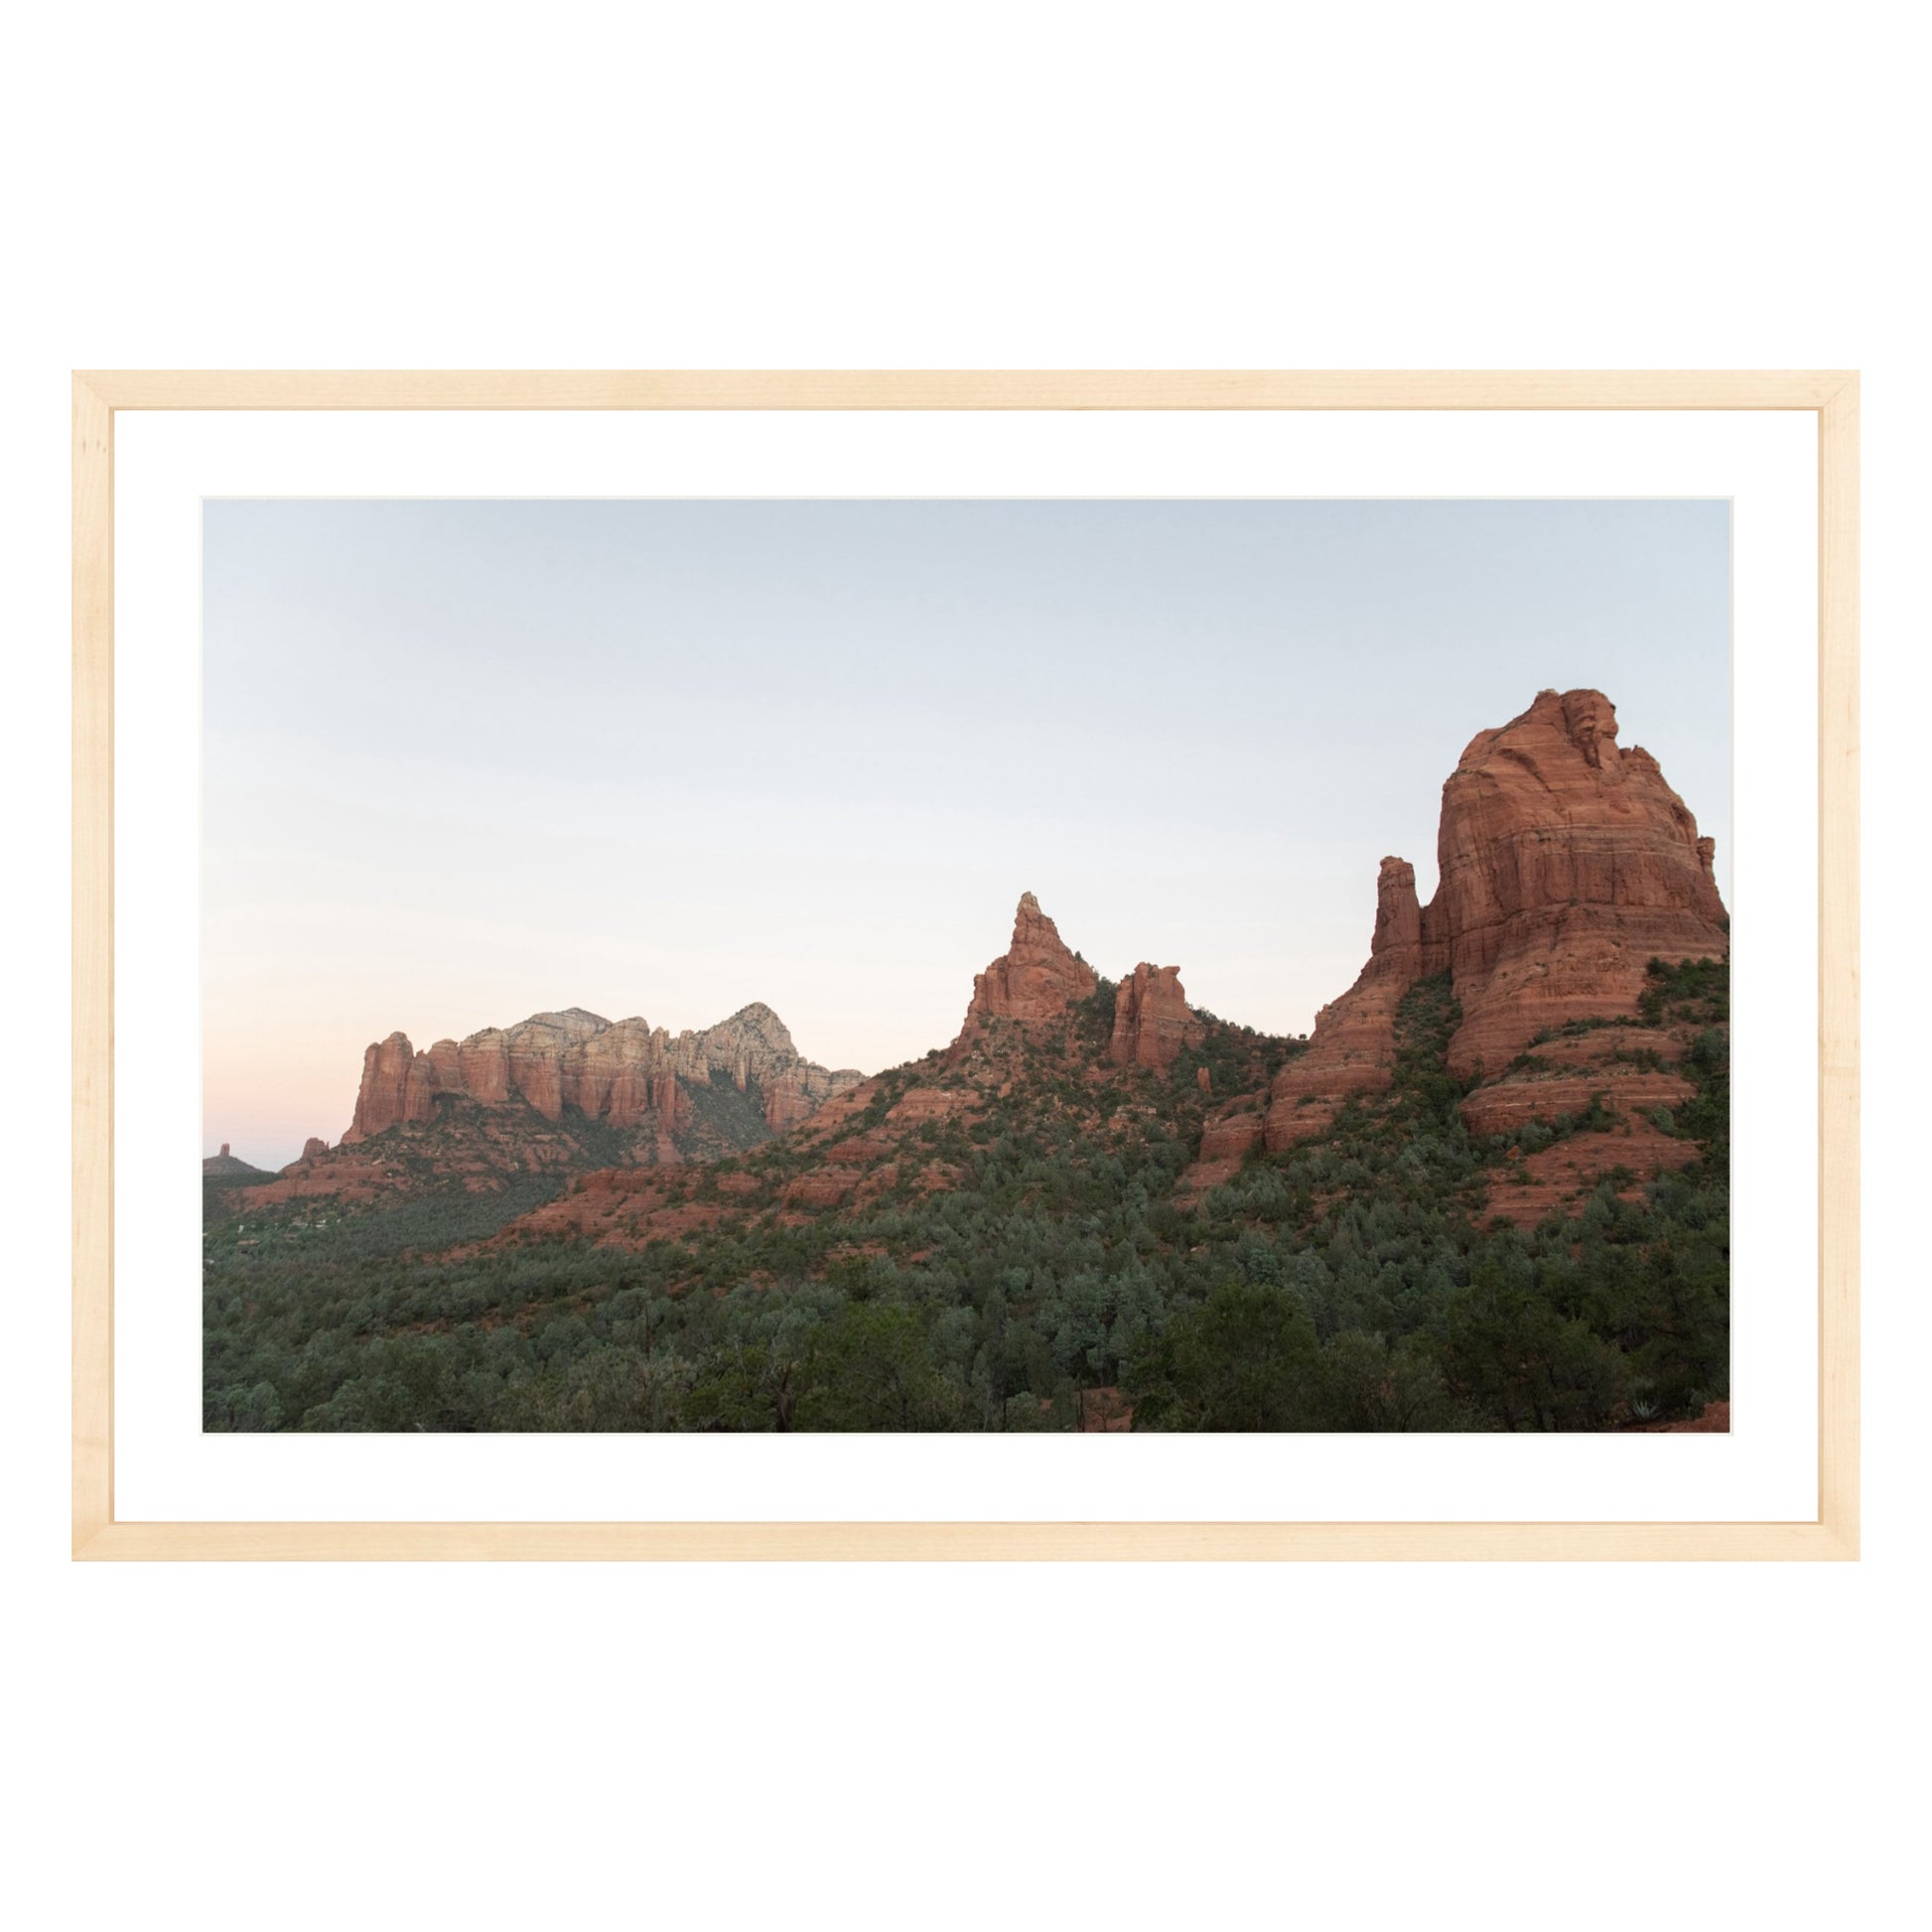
left=204, top=959, right=1727, bottom=1434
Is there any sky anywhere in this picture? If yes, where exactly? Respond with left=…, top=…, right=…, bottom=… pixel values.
left=204, top=497, right=1731, bottom=1168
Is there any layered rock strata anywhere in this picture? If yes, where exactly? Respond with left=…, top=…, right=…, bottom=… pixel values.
left=1265, top=689, right=1728, bottom=1150
left=339, top=1002, right=861, bottom=1148
left=954, top=893, right=1099, bottom=1042
left=1107, top=963, right=1205, bottom=1069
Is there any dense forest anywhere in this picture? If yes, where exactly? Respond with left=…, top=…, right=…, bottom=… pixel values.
left=204, top=959, right=1727, bottom=1433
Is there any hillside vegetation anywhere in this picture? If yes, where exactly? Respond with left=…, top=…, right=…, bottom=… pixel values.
left=204, top=960, right=1727, bottom=1433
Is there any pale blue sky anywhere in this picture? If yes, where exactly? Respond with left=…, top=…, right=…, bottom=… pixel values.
left=205, top=498, right=1730, bottom=1165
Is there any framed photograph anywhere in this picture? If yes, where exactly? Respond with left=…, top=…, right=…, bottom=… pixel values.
left=71, top=370, right=1859, bottom=1560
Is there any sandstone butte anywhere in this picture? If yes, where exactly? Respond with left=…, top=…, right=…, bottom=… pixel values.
left=1247, top=687, right=1728, bottom=1155
left=954, top=891, right=1099, bottom=1036
left=1108, top=962, right=1206, bottom=1070
left=333, top=1001, right=862, bottom=1156
left=954, top=893, right=1203, bottom=1070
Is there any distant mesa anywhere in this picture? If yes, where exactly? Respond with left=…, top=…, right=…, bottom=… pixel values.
left=204, top=1142, right=271, bottom=1177
left=329, top=1001, right=861, bottom=1157
left=226, top=999, right=866, bottom=1212
left=1254, top=687, right=1729, bottom=1153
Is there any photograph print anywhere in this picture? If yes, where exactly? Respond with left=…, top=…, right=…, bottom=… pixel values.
left=202, top=497, right=1731, bottom=1435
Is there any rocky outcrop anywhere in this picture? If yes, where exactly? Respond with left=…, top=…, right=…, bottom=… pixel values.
left=1265, top=857, right=1445, bottom=1142
left=338, top=1001, right=862, bottom=1148
left=455, top=1029, right=511, bottom=1104
left=1431, top=688, right=1727, bottom=1078
left=562, top=1016, right=670, bottom=1127
left=1180, top=1090, right=1271, bottom=1193
left=955, top=893, right=1099, bottom=1041
left=204, top=1143, right=270, bottom=1176
left=484, top=904, right=1295, bottom=1252
left=1107, top=963, right=1205, bottom=1069
left=346, top=1033, right=439, bottom=1140
left=506, top=1010, right=607, bottom=1120
left=1266, top=690, right=1728, bottom=1149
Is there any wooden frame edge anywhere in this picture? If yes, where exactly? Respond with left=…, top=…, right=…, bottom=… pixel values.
left=72, top=368, right=1856, bottom=413
left=72, top=373, right=114, bottom=1557
left=70, top=1519, right=1858, bottom=1562
left=1817, top=373, right=1861, bottom=1558
left=70, top=370, right=1861, bottom=1563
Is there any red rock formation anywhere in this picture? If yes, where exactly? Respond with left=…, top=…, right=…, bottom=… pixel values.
left=649, top=1068, right=682, bottom=1165
left=504, top=1009, right=606, bottom=1120
left=1107, top=963, right=1205, bottom=1069
left=490, top=936, right=1292, bottom=1252
left=1200, top=1103, right=1266, bottom=1164
left=1265, top=857, right=1446, bottom=1144
left=647, top=1003, right=864, bottom=1130
left=457, top=1028, right=511, bottom=1103
left=1478, top=1111, right=1702, bottom=1230
left=273, top=1136, right=336, bottom=1177
left=562, top=1017, right=662, bottom=1126
left=344, top=1032, right=439, bottom=1142
left=956, top=893, right=1098, bottom=1042
left=762, top=1063, right=848, bottom=1129
left=1431, top=688, right=1727, bottom=1079
left=1266, top=690, right=1728, bottom=1149
left=205, top=1143, right=272, bottom=1176
left=423, top=1038, right=463, bottom=1092
left=339, top=1002, right=860, bottom=1149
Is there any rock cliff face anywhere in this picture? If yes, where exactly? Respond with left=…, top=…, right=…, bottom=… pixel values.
left=1266, top=689, right=1727, bottom=1149
left=337, top=1001, right=862, bottom=1150
left=1431, top=688, right=1727, bottom=1077
left=955, top=893, right=1099, bottom=1041
left=1107, top=963, right=1205, bottom=1069
left=346, top=1033, right=441, bottom=1140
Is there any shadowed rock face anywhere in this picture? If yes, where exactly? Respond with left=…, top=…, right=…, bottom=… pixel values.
left=339, top=1002, right=861, bottom=1148
left=955, top=893, right=1099, bottom=1040
left=1107, top=963, right=1205, bottom=1069
left=1266, top=689, right=1728, bottom=1149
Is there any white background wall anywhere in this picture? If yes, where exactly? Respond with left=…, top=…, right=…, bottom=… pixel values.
left=4, top=4, right=1922, bottom=1926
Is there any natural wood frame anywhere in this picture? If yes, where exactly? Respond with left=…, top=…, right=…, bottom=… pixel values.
left=71, top=370, right=1860, bottom=1561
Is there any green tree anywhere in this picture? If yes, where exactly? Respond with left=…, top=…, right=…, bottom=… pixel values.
left=1128, top=1282, right=1327, bottom=1431
left=794, top=1305, right=962, bottom=1432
